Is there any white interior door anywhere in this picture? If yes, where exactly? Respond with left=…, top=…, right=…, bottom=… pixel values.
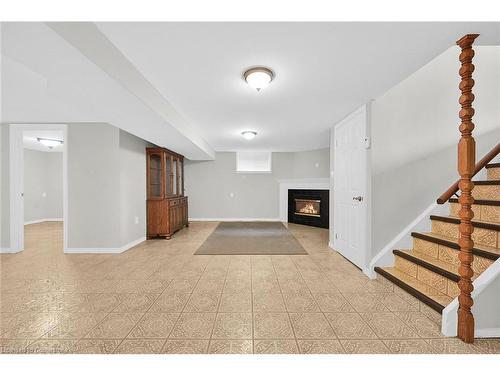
left=333, top=105, right=370, bottom=269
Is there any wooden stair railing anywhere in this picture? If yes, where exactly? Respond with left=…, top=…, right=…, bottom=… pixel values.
left=437, top=142, right=500, bottom=204
left=455, top=34, right=479, bottom=343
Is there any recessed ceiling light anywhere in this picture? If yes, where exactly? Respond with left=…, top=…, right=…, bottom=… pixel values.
left=37, top=138, right=63, bottom=149
left=243, top=67, right=274, bottom=91
left=241, top=131, right=257, bottom=140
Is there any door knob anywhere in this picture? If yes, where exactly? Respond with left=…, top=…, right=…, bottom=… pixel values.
left=352, top=196, right=363, bottom=202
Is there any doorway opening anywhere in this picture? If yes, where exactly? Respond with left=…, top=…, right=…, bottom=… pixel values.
left=9, top=124, right=68, bottom=253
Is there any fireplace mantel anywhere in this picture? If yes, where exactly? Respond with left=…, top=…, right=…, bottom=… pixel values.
left=278, top=178, right=330, bottom=222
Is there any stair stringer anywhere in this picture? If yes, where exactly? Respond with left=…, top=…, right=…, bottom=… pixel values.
left=442, top=257, right=500, bottom=338
left=365, top=202, right=449, bottom=279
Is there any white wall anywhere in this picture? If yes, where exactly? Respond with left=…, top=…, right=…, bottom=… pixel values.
left=119, top=130, right=148, bottom=246
left=185, top=149, right=330, bottom=220
left=1, top=125, right=10, bottom=249
left=370, top=46, right=500, bottom=260
left=24, top=149, right=63, bottom=223
left=66, top=124, right=151, bottom=251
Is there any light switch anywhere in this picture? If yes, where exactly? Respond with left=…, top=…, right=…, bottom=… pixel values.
left=42, top=192, right=47, bottom=198
left=229, top=192, right=234, bottom=198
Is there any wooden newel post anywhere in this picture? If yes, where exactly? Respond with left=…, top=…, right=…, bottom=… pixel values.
left=456, top=33, right=479, bottom=344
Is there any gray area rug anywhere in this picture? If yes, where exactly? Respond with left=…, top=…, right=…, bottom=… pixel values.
left=194, top=221, right=308, bottom=255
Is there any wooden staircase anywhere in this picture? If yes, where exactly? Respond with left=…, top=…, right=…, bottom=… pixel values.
left=375, top=162, right=500, bottom=313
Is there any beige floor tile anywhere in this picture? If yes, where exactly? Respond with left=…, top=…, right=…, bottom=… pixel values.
left=289, top=313, right=336, bottom=339
left=7, top=222, right=500, bottom=354
left=426, top=338, right=485, bottom=354
left=85, top=313, right=143, bottom=339
left=169, top=313, right=216, bottom=339
left=113, top=294, right=159, bottom=312
left=474, top=339, right=500, bottom=354
left=69, top=339, right=121, bottom=354
left=360, top=312, right=419, bottom=339
left=394, top=311, right=442, bottom=338
left=218, top=294, right=252, bottom=312
left=208, top=339, right=253, bottom=354
left=128, top=313, right=179, bottom=338
left=340, top=340, right=390, bottom=354
left=278, top=279, right=310, bottom=294
left=0, top=339, right=32, bottom=354
left=43, top=312, right=107, bottom=339
left=252, top=278, right=281, bottom=294
left=253, top=312, right=295, bottom=339
left=114, top=339, right=165, bottom=354
left=162, top=339, right=209, bottom=354
left=384, top=339, right=435, bottom=354
left=193, top=279, right=225, bottom=294
left=324, top=313, right=377, bottom=339
left=149, top=293, right=190, bottom=312
left=283, top=293, right=321, bottom=312
left=253, top=293, right=286, bottom=312
left=313, top=293, right=354, bottom=312
left=212, top=313, right=252, bottom=339
left=25, top=339, right=77, bottom=354
left=343, top=293, right=390, bottom=312
left=254, top=340, right=299, bottom=354
left=1, top=312, right=66, bottom=339
left=297, top=339, right=345, bottom=354
left=223, top=279, right=251, bottom=294
left=184, top=293, right=221, bottom=312
left=380, top=293, right=419, bottom=312
left=164, top=279, right=198, bottom=294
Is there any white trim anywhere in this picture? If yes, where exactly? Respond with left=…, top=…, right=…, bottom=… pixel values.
left=0, top=247, right=22, bottom=254
left=365, top=202, right=448, bottom=279
left=278, top=178, right=330, bottom=223
left=189, top=218, right=281, bottom=222
left=475, top=328, right=500, bottom=338
left=64, top=236, right=146, bottom=254
left=442, top=258, right=500, bottom=337
left=9, top=124, right=68, bottom=253
left=24, top=218, right=63, bottom=225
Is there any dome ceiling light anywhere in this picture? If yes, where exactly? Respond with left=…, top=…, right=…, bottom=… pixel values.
left=37, top=137, right=63, bottom=149
left=241, top=131, right=257, bottom=140
left=243, top=67, right=274, bottom=91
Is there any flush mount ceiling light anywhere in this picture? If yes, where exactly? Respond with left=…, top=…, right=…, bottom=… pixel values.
left=241, top=131, right=257, bottom=140
left=243, top=67, right=274, bottom=91
left=37, top=137, right=63, bottom=149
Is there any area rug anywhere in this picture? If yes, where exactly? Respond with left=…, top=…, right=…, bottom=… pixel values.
left=194, top=221, right=308, bottom=255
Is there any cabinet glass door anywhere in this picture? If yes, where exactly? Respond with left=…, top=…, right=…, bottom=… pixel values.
left=165, top=155, right=173, bottom=196
left=178, top=158, right=183, bottom=196
left=149, top=153, right=163, bottom=198
left=172, top=157, right=178, bottom=195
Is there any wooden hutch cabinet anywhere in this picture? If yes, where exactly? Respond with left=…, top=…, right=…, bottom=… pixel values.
left=146, top=147, right=188, bottom=239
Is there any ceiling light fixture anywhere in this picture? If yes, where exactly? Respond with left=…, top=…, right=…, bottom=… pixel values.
left=241, top=131, right=257, bottom=140
left=37, top=138, right=63, bottom=149
left=243, top=67, right=274, bottom=91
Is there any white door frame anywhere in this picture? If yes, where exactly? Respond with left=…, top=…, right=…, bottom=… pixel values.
left=9, top=123, right=68, bottom=253
left=332, top=104, right=372, bottom=274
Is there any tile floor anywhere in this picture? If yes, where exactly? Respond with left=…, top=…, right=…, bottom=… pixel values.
left=1, top=221, right=499, bottom=354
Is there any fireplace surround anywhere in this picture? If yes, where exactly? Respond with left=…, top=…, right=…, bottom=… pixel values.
left=288, top=189, right=329, bottom=228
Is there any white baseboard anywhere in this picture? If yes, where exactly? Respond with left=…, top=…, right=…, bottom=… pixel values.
left=64, top=236, right=146, bottom=254
left=475, top=328, right=500, bottom=338
left=0, top=247, right=22, bottom=254
left=189, top=218, right=281, bottom=222
left=24, top=218, right=63, bottom=225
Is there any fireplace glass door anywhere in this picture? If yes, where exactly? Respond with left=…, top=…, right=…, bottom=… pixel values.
left=294, top=199, right=321, bottom=217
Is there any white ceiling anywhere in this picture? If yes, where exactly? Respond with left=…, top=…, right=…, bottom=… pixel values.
left=23, top=130, right=64, bottom=152
left=96, top=22, right=500, bottom=152
left=2, top=22, right=499, bottom=158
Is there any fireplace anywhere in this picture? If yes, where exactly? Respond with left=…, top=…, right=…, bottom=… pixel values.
left=288, top=189, right=329, bottom=228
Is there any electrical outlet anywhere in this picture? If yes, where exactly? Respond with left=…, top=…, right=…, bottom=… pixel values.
left=229, top=192, right=234, bottom=198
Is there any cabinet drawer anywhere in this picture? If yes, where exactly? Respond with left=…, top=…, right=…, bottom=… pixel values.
left=169, top=199, right=180, bottom=206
